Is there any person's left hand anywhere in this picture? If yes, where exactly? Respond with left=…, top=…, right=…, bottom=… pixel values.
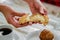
left=5, top=11, right=26, bottom=28
left=0, top=4, right=27, bottom=28
left=24, top=0, right=47, bottom=15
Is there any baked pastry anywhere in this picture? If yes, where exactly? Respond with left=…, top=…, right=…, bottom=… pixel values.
left=19, top=14, right=30, bottom=24
left=40, top=29, right=54, bottom=40
left=30, top=14, right=49, bottom=25
left=19, top=13, right=49, bottom=25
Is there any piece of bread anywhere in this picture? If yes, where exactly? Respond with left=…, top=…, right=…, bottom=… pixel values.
left=40, top=29, right=54, bottom=40
left=19, top=13, right=49, bottom=25
left=19, top=14, right=30, bottom=24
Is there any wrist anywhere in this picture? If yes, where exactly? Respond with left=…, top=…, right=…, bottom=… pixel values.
left=0, top=4, right=14, bottom=15
left=0, top=4, right=8, bottom=13
left=0, top=4, right=4, bottom=12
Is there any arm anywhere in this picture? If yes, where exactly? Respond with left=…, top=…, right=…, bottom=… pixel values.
left=0, top=4, right=15, bottom=17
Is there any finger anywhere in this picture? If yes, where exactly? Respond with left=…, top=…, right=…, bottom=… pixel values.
left=12, top=12, right=26, bottom=17
left=14, top=16, right=20, bottom=21
left=13, top=16, right=32, bottom=27
left=13, top=16, right=20, bottom=24
left=39, top=7, right=47, bottom=15
left=13, top=16, right=29, bottom=27
left=13, top=16, right=31, bottom=28
left=34, top=0, right=44, bottom=14
left=29, top=2, right=37, bottom=14
left=6, top=16, right=23, bottom=28
left=15, top=12, right=26, bottom=16
left=34, top=1, right=40, bottom=10
left=43, top=9, right=47, bottom=15
left=40, top=7, right=44, bottom=14
left=34, top=0, right=47, bottom=15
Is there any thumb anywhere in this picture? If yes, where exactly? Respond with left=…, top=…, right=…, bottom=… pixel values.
left=12, top=12, right=26, bottom=17
left=40, top=7, right=47, bottom=15
left=40, top=7, right=44, bottom=14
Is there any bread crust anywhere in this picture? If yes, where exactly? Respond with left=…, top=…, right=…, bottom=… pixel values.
left=40, top=29, right=54, bottom=40
left=19, top=13, right=49, bottom=25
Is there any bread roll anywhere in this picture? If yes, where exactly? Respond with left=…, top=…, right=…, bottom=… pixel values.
left=40, top=29, right=54, bottom=40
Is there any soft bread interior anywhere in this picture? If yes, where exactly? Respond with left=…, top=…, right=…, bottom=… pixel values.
left=19, top=13, right=49, bottom=25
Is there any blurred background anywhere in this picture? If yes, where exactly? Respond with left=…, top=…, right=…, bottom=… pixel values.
left=41, top=0, right=60, bottom=7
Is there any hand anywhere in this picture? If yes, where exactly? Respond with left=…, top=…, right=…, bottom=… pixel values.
left=24, top=0, right=47, bottom=15
left=0, top=4, right=26, bottom=28
left=5, top=12, right=25, bottom=28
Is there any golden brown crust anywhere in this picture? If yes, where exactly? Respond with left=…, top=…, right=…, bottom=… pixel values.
left=19, top=13, right=49, bottom=25
left=43, top=15, right=49, bottom=26
left=19, top=14, right=30, bottom=24
left=40, top=29, right=54, bottom=40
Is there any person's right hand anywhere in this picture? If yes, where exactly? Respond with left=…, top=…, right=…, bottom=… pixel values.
left=24, top=0, right=47, bottom=15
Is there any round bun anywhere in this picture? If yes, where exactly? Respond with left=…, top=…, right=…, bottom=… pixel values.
left=40, top=29, right=54, bottom=40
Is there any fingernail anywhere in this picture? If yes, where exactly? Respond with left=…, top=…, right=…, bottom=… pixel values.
left=40, top=7, right=44, bottom=14
left=40, top=10, right=44, bottom=14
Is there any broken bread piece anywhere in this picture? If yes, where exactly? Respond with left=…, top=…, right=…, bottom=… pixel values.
left=19, top=14, right=30, bottom=24
left=30, top=14, right=49, bottom=25
left=19, top=13, right=49, bottom=25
